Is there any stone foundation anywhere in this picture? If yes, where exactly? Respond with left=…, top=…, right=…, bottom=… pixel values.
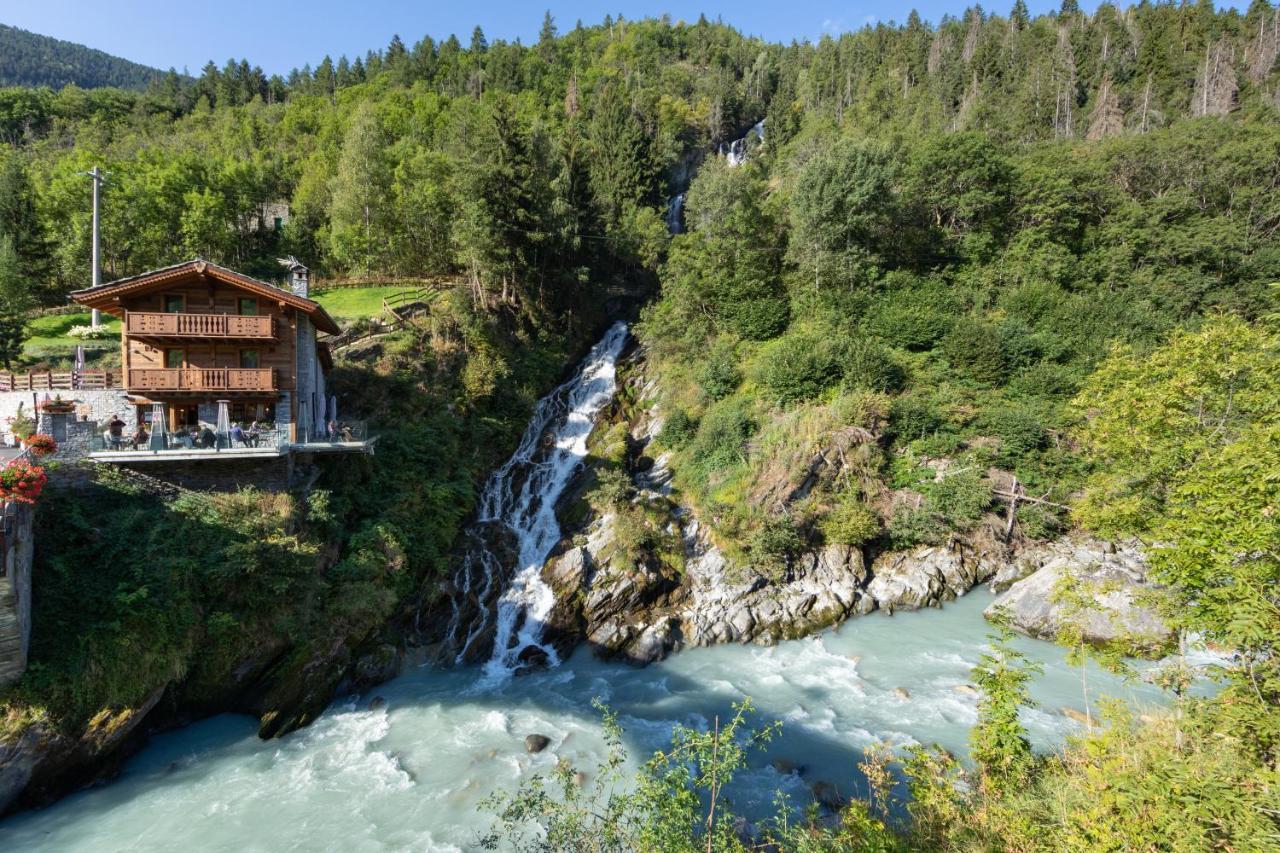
left=0, top=502, right=36, bottom=686
left=114, top=456, right=295, bottom=493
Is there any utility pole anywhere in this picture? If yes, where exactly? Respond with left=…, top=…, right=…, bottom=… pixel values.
left=84, top=166, right=104, bottom=328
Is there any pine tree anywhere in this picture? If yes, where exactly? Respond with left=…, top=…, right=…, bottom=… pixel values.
left=539, top=11, right=558, bottom=46
left=0, top=235, right=31, bottom=368
left=1010, top=0, right=1030, bottom=29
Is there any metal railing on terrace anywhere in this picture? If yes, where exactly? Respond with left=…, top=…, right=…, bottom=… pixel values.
left=90, top=426, right=292, bottom=454
left=88, top=421, right=371, bottom=454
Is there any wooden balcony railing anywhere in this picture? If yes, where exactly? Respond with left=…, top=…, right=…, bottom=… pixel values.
left=125, top=312, right=276, bottom=340
left=126, top=368, right=277, bottom=392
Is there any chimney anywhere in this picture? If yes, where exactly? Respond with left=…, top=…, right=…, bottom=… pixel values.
left=278, top=256, right=309, bottom=298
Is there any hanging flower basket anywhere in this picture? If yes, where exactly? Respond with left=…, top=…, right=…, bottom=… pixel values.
left=0, top=461, right=47, bottom=505
left=23, top=433, right=57, bottom=457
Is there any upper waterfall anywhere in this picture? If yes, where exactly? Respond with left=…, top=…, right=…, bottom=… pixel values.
left=721, top=119, right=765, bottom=166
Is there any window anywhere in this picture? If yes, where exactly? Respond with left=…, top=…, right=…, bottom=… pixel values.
left=238, top=298, right=258, bottom=316
left=163, top=294, right=184, bottom=314
left=165, top=349, right=185, bottom=369
left=239, top=349, right=260, bottom=369
left=273, top=217, right=283, bottom=232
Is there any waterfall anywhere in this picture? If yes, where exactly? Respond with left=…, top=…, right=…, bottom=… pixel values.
left=445, top=322, right=631, bottom=678
left=665, top=193, right=685, bottom=234
left=720, top=119, right=766, bottom=166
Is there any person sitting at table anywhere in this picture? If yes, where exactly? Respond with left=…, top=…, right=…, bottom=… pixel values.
left=327, top=419, right=339, bottom=442
left=340, top=423, right=356, bottom=442
left=131, top=424, right=149, bottom=450
left=197, top=425, right=216, bottom=448
left=230, top=422, right=248, bottom=447
left=247, top=420, right=261, bottom=447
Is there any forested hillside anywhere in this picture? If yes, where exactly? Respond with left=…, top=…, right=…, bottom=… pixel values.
left=0, top=24, right=166, bottom=91
left=0, top=2, right=1277, bottom=305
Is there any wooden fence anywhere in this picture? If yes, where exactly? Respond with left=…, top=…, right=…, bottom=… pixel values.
left=0, top=370, right=123, bottom=392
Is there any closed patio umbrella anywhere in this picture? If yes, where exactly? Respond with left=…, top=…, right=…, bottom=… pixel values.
left=73, top=345, right=85, bottom=389
left=148, top=402, right=167, bottom=450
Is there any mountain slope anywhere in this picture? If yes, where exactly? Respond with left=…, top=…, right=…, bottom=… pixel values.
left=0, top=23, right=164, bottom=90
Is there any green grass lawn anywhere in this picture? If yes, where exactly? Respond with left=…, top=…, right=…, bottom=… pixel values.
left=24, top=312, right=121, bottom=360
left=312, top=287, right=403, bottom=322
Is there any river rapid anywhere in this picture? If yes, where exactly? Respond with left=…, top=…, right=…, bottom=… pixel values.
left=0, top=593, right=1177, bottom=852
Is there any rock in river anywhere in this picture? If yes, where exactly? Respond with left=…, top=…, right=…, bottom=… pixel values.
left=985, top=537, right=1173, bottom=655
left=524, top=734, right=551, bottom=754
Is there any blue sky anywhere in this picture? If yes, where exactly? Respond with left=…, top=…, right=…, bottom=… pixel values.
left=2, top=1, right=1205, bottom=77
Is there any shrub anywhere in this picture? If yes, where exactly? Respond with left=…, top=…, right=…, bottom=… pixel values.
left=656, top=408, right=697, bottom=448
left=821, top=496, right=881, bottom=546
left=1006, top=361, right=1081, bottom=399
left=748, top=515, right=803, bottom=571
left=889, top=392, right=944, bottom=441
left=66, top=323, right=116, bottom=339
left=974, top=404, right=1047, bottom=465
left=940, top=319, right=1010, bottom=385
left=930, top=467, right=994, bottom=527
left=754, top=330, right=845, bottom=405
left=6, top=403, right=34, bottom=440
left=696, top=339, right=742, bottom=400
left=843, top=338, right=907, bottom=392
left=868, top=302, right=952, bottom=351
left=686, top=401, right=756, bottom=472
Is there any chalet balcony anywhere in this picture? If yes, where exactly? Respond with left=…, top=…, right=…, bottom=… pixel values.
left=127, top=368, right=277, bottom=393
left=125, top=311, right=277, bottom=341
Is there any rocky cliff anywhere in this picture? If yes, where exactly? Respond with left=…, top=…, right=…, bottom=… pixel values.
left=483, top=350, right=1173, bottom=668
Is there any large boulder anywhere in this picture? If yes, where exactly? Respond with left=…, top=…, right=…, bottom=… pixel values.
left=867, top=541, right=1003, bottom=612
left=680, top=533, right=873, bottom=647
left=985, top=538, right=1173, bottom=654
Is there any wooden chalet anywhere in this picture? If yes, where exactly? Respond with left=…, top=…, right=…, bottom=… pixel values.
left=70, top=258, right=339, bottom=443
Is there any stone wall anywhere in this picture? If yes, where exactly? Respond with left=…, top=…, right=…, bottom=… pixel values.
left=0, top=389, right=136, bottom=438
left=0, top=502, right=36, bottom=687
left=114, top=456, right=294, bottom=493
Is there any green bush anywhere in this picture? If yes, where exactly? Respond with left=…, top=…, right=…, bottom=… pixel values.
left=868, top=302, right=953, bottom=351
left=748, top=515, right=803, bottom=572
left=656, top=408, right=698, bottom=448
left=975, top=404, right=1047, bottom=465
left=1006, top=360, right=1082, bottom=399
left=686, top=400, right=756, bottom=472
left=696, top=339, right=742, bottom=401
left=929, top=467, right=994, bottom=527
left=821, top=496, right=881, bottom=546
left=843, top=338, right=907, bottom=392
left=753, top=330, right=846, bottom=405
left=940, top=318, right=1010, bottom=384
left=889, top=392, right=945, bottom=441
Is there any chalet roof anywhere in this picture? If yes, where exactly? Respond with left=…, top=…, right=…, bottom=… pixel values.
left=69, top=258, right=340, bottom=335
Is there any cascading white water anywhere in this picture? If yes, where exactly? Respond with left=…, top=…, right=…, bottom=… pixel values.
left=449, top=322, right=631, bottom=679
left=665, top=192, right=685, bottom=234
left=721, top=118, right=766, bottom=166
